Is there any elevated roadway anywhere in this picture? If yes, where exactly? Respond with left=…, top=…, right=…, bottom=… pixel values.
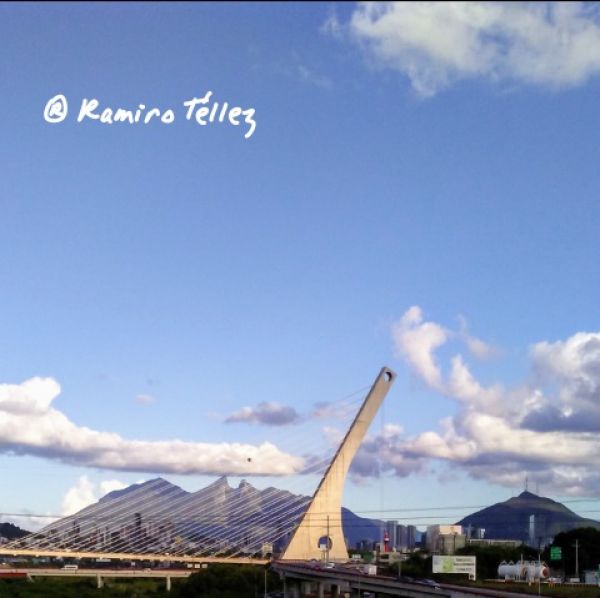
left=272, top=561, right=553, bottom=598
left=0, top=548, right=267, bottom=565
left=1, top=567, right=193, bottom=592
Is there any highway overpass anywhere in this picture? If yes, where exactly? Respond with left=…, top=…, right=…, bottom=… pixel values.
left=272, top=561, right=553, bottom=598
left=0, top=567, right=192, bottom=591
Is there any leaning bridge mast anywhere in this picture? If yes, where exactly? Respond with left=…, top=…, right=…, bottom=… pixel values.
left=281, top=366, right=396, bottom=561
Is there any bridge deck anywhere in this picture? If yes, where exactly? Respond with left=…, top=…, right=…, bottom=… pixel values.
left=4, top=568, right=193, bottom=579
left=0, top=548, right=268, bottom=565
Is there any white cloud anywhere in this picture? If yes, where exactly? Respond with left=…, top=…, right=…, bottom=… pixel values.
left=135, top=394, right=155, bottom=405
left=392, top=305, right=448, bottom=391
left=62, top=475, right=97, bottom=516
left=458, top=315, right=500, bottom=361
left=447, top=354, right=504, bottom=412
left=336, top=2, right=600, bottom=96
left=296, top=63, right=333, bottom=89
left=521, top=332, right=600, bottom=432
left=387, top=306, right=600, bottom=495
left=61, top=477, right=129, bottom=516
left=320, top=8, right=343, bottom=39
left=351, top=423, right=425, bottom=480
left=0, top=377, right=304, bottom=476
left=531, top=332, right=600, bottom=407
left=99, top=479, right=128, bottom=496
left=225, top=401, right=302, bottom=426
left=0, top=377, right=60, bottom=415
left=464, top=335, right=497, bottom=360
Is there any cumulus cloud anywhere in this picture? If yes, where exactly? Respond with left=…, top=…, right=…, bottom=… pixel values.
left=458, top=315, right=500, bottom=361
left=531, top=332, right=600, bottom=406
left=0, top=377, right=304, bottom=476
left=392, top=305, right=448, bottom=391
left=351, top=424, right=425, bottom=480
left=332, top=2, right=600, bottom=96
left=62, top=476, right=97, bottom=516
left=387, top=306, right=600, bottom=495
left=62, top=476, right=129, bottom=515
left=100, top=479, right=129, bottom=496
left=521, top=332, right=600, bottom=432
left=225, top=401, right=302, bottom=426
left=0, top=377, right=60, bottom=415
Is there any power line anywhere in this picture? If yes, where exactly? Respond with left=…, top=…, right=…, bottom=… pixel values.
left=4, top=500, right=600, bottom=523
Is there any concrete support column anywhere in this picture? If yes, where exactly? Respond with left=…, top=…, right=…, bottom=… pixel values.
left=166, top=575, right=172, bottom=592
left=96, top=574, right=104, bottom=589
left=300, top=580, right=312, bottom=596
left=317, top=581, right=325, bottom=598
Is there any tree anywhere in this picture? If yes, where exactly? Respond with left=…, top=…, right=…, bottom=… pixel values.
left=546, top=527, right=600, bottom=576
left=0, top=522, right=29, bottom=540
left=391, top=551, right=430, bottom=578
left=175, top=564, right=281, bottom=598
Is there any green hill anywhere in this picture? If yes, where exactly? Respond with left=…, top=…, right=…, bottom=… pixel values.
left=458, top=491, right=600, bottom=546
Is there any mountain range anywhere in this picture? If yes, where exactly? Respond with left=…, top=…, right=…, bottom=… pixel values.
left=13, top=477, right=383, bottom=555
left=10, top=482, right=599, bottom=555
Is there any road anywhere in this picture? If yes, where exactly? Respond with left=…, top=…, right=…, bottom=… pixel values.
left=271, top=561, right=554, bottom=598
left=1, top=567, right=193, bottom=591
left=5, top=567, right=193, bottom=579
left=1, top=547, right=267, bottom=565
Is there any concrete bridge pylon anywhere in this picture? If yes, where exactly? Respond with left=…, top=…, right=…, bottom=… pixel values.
left=280, top=366, right=396, bottom=561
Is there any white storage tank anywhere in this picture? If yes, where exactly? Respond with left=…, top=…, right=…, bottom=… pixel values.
left=498, top=561, right=526, bottom=580
left=524, top=562, right=550, bottom=581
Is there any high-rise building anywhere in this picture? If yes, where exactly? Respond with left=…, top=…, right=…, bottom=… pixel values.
left=384, top=521, right=398, bottom=550
left=426, top=524, right=464, bottom=554
left=397, top=524, right=408, bottom=550
left=407, top=525, right=417, bottom=549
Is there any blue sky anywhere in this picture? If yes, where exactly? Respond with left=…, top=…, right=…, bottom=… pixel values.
left=2, top=2, right=600, bottom=528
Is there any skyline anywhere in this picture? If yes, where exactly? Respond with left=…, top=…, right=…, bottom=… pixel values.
left=2, top=2, right=600, bottom=531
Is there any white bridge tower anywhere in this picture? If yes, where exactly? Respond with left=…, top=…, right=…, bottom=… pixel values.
left=281, top=366, right=396, bottom=561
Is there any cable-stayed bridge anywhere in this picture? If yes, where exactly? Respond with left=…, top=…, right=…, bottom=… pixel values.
left=1, top=368, right=396, bottom=567
left=3, top=475, right=307, bottom=565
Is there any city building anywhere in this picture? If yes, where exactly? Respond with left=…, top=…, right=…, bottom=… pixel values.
left=426, top=524, right=465, bottom=555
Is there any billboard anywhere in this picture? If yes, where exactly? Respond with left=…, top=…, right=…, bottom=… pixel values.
left=432, top=555, right=476, bottom=580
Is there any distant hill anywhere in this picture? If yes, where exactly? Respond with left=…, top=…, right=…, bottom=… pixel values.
left=0, top=522, right=29, bottom=540
left=341, top=506, right=384, bottom=548
left=458, top=491, right=600, bottom=546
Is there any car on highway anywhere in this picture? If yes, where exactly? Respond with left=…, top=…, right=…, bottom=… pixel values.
left=414, top=578, right=441, bottom=590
